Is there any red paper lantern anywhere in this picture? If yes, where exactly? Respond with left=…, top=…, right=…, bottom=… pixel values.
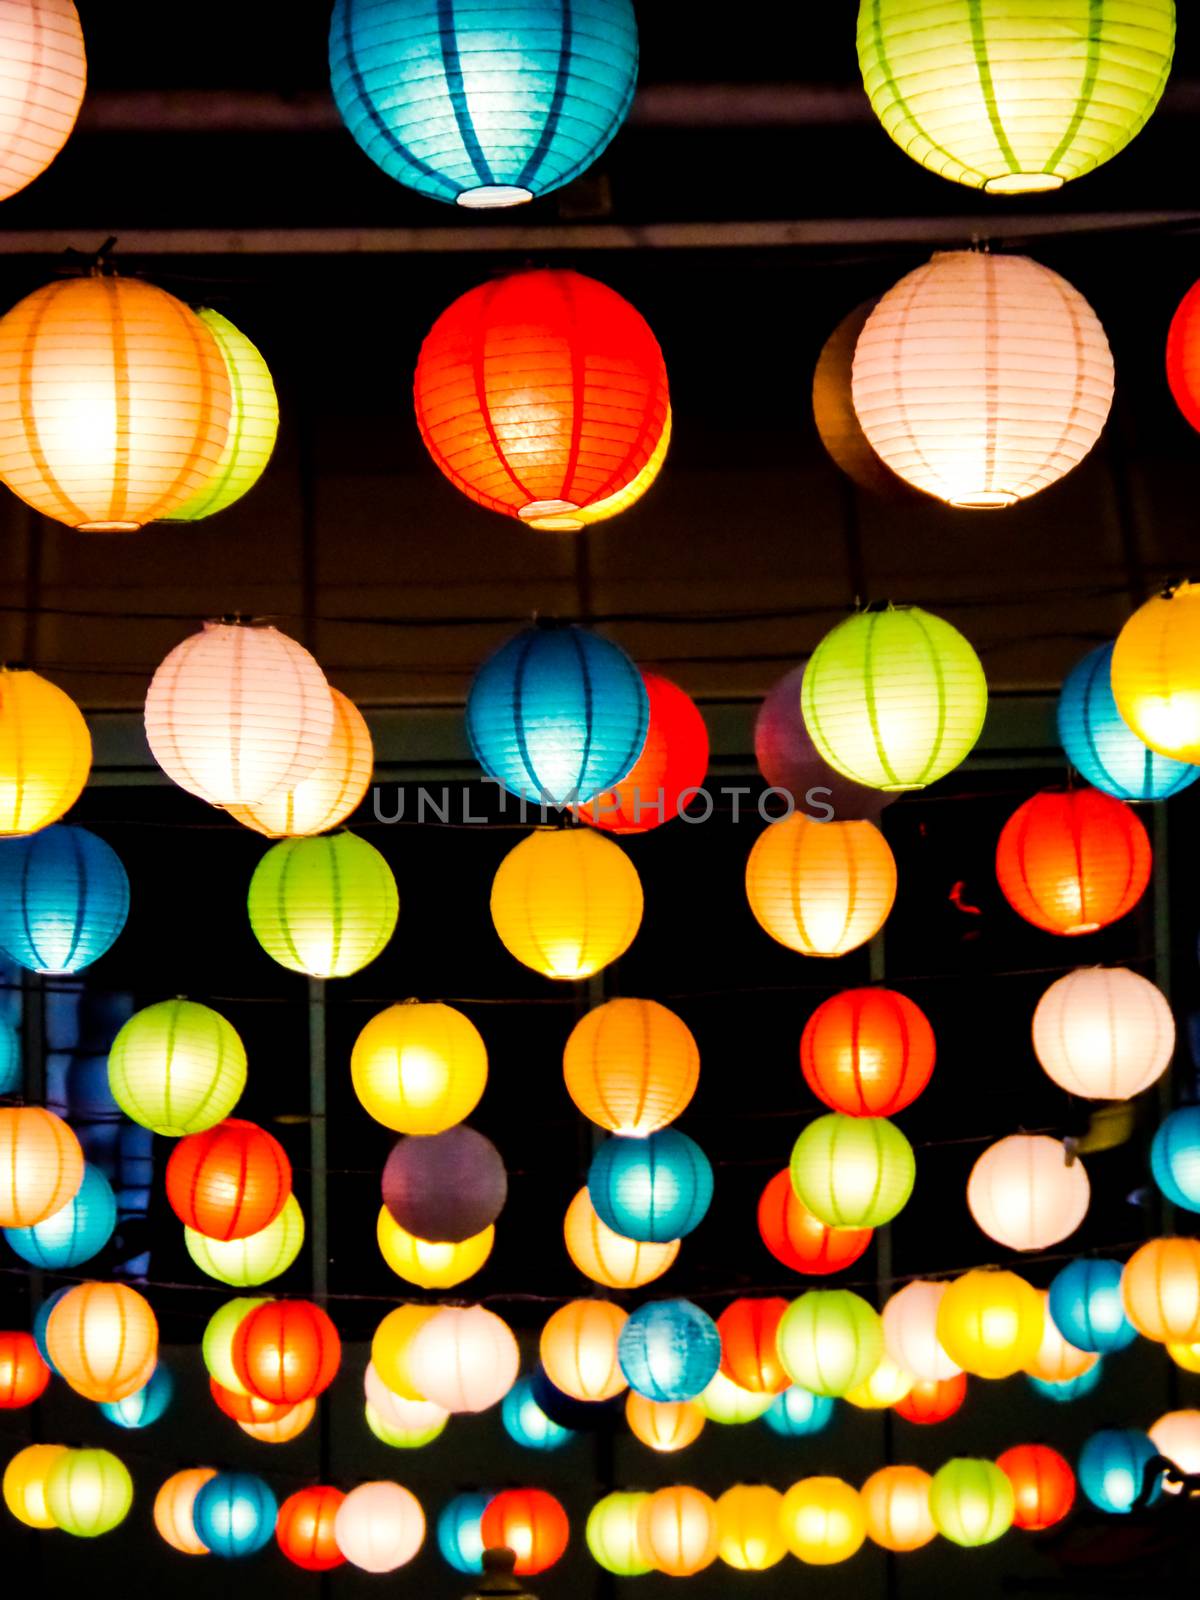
left=480, top=1489, right=569, bottom=1576
left=577, top=673, right=709, bottom=833
left=232, top=1300, right=341, bottom=1406
left=757, top=1169, right=872, bottom=1275
left=276, top=1486, right=346, bottom=1572
left=893, top=1373, right=967, bottom=1425
left=0, top=1331, right=50, bottom=1408
left=996, top=789, right=1151, bottom=936
left=415, top=268, right=670, bottom=531
left=717, top=1298, right=790, bottom=1395
left=997, top=1444, right=1076, bottom=1531
left=800, top=988, right=935, bottom=1117
left=1168, top=282, right=1200, bottom=434
left=166, top=1118, right=291, bottom=1242
left=209, top=1375, right=293, bottom=1425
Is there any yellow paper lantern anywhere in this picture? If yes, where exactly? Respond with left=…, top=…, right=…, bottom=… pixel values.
left=1123, top=1237, right=1200, bottom=1343
left=715, top=1485, right=786, bottom=1571
left=201, top=1297, right=270, bottom=1396
left=563, top=997, right=699, bottom=1136
left=363, top=1399, right=445, bottom=1449
left=0, top=274, right=233, bottom=530
left=1112, top=582, right=1200, bottom=762
left=376, top=1205, right=492, bottom=1288
left=186, top=1192, right=304, bottom=1286
left=351, top=1001, right=486, bottom=1134
left=154, top=1467, right=218, bottom=1555
left=0, top=667, right=91, bottom=835
left=238, top=1398, right=315, bottom=1444
left=1032, top=966, right=1175, bottom=1101
left=637, top=1486, right=718, bottom=1576
left=587, top=1492, right=653, bottom=1577
left=491, top=827, right=643, bottom=980
left=745, top=815, right=896, bottom=958
left=780, top=1477, right=866, bottom=1565
left=3, top=1443, right=69, bottom=1530
left=47, top=1281, right=158, bottom=1403
left=967, top=1135, right=1090, bottom=1251
left=0, top=1104, right=83, bottom=1226
left=248, top=829, right=398, bottom=978
left=563, top=1187, right=679, bottom=1290
left=0, top=1, right=86, bottom=204
left=45, top=1447, right=132, bottom=1537
left=936, top=1269, right=1044, bottom=1379
left=372, top=1305, right=442, bottom=1400
left=1168, top=1340, right=1200, bottom=1374
left=540, top=1299, right=628, bottom=1402
left=844, top=1353, right=914, bottom=1410
left=882, top=1280, right=962, bottom=1382
left=1149, top=1410, right=1200, bottom=1492
left=776, top=1290, right=884, bottom=1398
left=861, top=1465, right=936, bottom=1553
left=575, top=409, right=672, bottom=528
left=226, top=688, right=373, bottom=839
left=625, top=1391, right=705, bottom=1453
left=407, top=1305, right=519, bottom=1413
left=107, top=997, right=247, bottom=1138
left=1025, top=1292, right=1100, bottom=1384
left=697, top=1369, right=774, bottom=1425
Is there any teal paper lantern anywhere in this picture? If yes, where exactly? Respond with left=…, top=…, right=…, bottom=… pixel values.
left=329, top=0, right=639, bottom=209
left=501, top=1376, right=573, bottom=1451
left=0, top=1017, right=18, bottom=1095
left=5, top=1162, right=116, bottom=1269
left=33, top=1286, right=70, bottom=1371
left=1058, top=643, right=1200, bottom=802
left=193, top=1471, right=277, bottom=1558
left=438, top=1490, right=494, bottom=1574
left=617, top=1298, right=721, bottom=1403
left=1151, top=1106, right=1200, bottom=1213
left=0, top=825, right=129, bottom=974
left=1078, top=1429, right=1161, bottom=1514
left=763, top=1385, right=835, bottom=1438
left=100, top=1363, right=174, bottom=1429
left=587, top=1129, right=713, bottom=1243
left=1048, top=1259, right=1137, bottom=1354
left=1028, top=1359, right=1104, bottom=1404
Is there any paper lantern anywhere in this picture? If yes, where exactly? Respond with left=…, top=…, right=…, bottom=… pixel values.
left=967, top=1134, right=1089, bottom=1251
left=3, top=1442, right=67, bottom=1529
left=44, top=1449, right=132, bottom=1538
left=100, top=1363, right=174, bottom=1429
left=577, top=672, right=709, bottom=833
left=997, top=1444, right=1076, bottom=1531
left=779, top=1477, right=866, bottom=1565
left=162, top=309, right=278, bottom=521
left=248, top=1405, right=318, bottom=1447
left=47, top=1281, right=158, bottom=1403
left=364, top=1398, right=442, bottom=1448
left=202, top=1301, right=268, bottom=1396
left=352, top=1000, right=487, bottom=1135
left=248, top=830, right=398, bottom=978
left=0, top=1104, right=83, bottom=1226
left=0, top=1016, right=17, bottom=1094
left=618, top=1298, right=721, bottom=1403
left=377, top=1206, right=492, bottom=1287
left=1058, top=642, right=1199, bottom=802
left=717, top=1298, right=789, bottom=1395
left=231, top=1299, right=340, bottom=1405
left=226, top=689, right=373, bottom=839
left=802, top=605, right=987, bottom=791
left=0, top=825, right=127, bottom=974
left=1122, top=1237, right=1200, bottom=1342
left=844, top=1353, right=914, bottom=1410
left=330, top=0, right=638, bottom=208
left=210, top=1375, right=292, bottom=1425
left=4, top=1159, right=114, bottom=1268
left=502, top=1375, right=572, bottom=1451
left=1079, top=1430, right=1160, bottom=1514
left=491, top=826, right=643, bottom=979
left=539, top=1299, right=627, bottom=1403
left=1033, top=967, right=1174, bottom=1102
left=851, top=251, right=1113, bottom=507
left=108, top=998, right=246, bottom=1138
left=1048, top=1258, right=1136, bottom=1354
left=467, top=624, right=648, bottom=808
left=883, top=1281, right=961, bottom=1383
left=1025, top=1292, right=1099, bottom=1383
left=755, top=661, right=893, bottom=822
left=697, top=1368, right=774, bottom=1424
left=415, top=268, right=667, bottom=528
left=481, top=1488, right=568, bottom=1576
left=715, top=1485, right=786, bottom=1571
left=186, top=1192, right=305, bottom=1286
left=408, top=1305, right=518, bottom=1413
left=637, top=1485, right=718, bottom=1576
left=167, top=1118, right=290, bottom=1243
left=746, top=814, right=896, bottom=957
left=587, top=1492, right=652, bottom=1576
left=275, top=1486, right=345, bottom=1573
left=0, top=1331, right=49, bottom=1407
left=32, top=1286, right=68, bottom=1370
left=438, top=1491, right=493, bottom=1576
left=564, top=997, right=699, bottom=1137
left=929, top=1459, right=1013, bottom=1547
left=997, top=788, right=1151, bottom=937
left=861, top=1466, right=935, bottom=1553
left=763, top=1385, right=835, bottom=1437
left=756, top=1169, right=872, bottom=1275
left=937, top=1269, right=1044, bottom=1379
left=1112, top=582, right=1200, bottom=763
left=0, top=0, right=86, bottom=203
left=813, top=299, right=928, bottom=503
left=790, top=1113, right=915, bottom=1229
left=364, top=1363, right=449, bottom=1434
left=372, top=1305, right=442, bottom=1399
left=193, top=1471, right=278, bottom=1558
left=0, top=667, right=90, bottom=836
left=0, top=274, right=233, bottom=530
left=776, top=1290, right=883, bottom=1398
left=382, top=1126, right=506, bottom=1242
left=587, top=1129, right=713, bottom=1242
left=1149, top=1410, right=1200, bottom=1491
left=1153, top=1106, right=1200, bottom=1212
left=154, top=1468, right=217, bottom=1556
left=564, top=1186, right=679, bottom=1289
left=1169, top=1341, right=1200, bottom=1374
left=1169, top=282, right=1200, bottom=433
left=801, top=988, right=935, bottom=1117
left=145, top=620, right=332, bottom=807
left=1028, top=1360, right=1104, bottom=1404
left=625, top=1391, right=705, bottom=1452
left=894, top=1372, right=967, bottom=1425
left=573, top=406, right=671, bottom=528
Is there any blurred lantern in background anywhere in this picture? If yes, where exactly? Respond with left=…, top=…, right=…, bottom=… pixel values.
left=626, top=1391, right=705, bottom=1452
left=204, top=1299, right=273, bottom=1390
left=0, top=825, right=127, bottom=973
left=717, top=1298, right=789, bottom=1395
left=45, top=1448, right=133, bottom=1537
left=248, top=831, right=398, bottom=978
left=1048, top=1258, right=1137, bottom=1354
left=894, top=1373, right=967, bottom=1425
left=1112, top=583, right=1200, bottom=762
left=776, top=1290, right=883, bottom=1398
left=539, top=1299, right=628, bottom=1403
left=0, top=1016, right=17, bottom=1094
left=276, top=1486, right=345, bottom=1572
left=1078, top=1429, right=1161, bottom=1514
left=376, top=1207, right=492, bottom=1288
left=715, top=1484, right=786, bottom=1571
left=637, top=1485, right=718, bottom=1576
left=0, top=667, right=91, bottom=835
left=1033, top=967, right=1175, bottom=1100
left=563, top=1187, right=679, bottom=1289
left=491, top=827, right=643, bottom=979
left=335, top=1482, right=424, bottom=1573
left=0, top=0, right=86, bottom=203
left=755, top=662, right=893, bottom=821
left=1122, top=1237, right=1200, bottom=1342
left=883, top=1281, right=962, bottom=1382
left=186, top=1192, right=305, bottom=1287
left=1058, top=642, right=1199, bottom=801
left=210, top=1377, right=291, bottom=1425
left=154, top=1467, right=217, bottom=1555
left=997, top=1444, right=1076, bottom=1531
left=757, top=1169, right=872, bottom=1275
left=697, top=1369, right=774, bottom=1425
left=564, top=997, right=699, bottom=1136
left=227, top=689, right=373, bottom=839
left=996, top=788, right=1151, bottom=936
left=502, top=1376, right=573, bottom=1452
left=3, top=1442, right=67, bottom=1529
left=588, top=1128, right=713, bottom=1242
left=47, top=1281, right=158, bottom=1403
left=929, top=1459, right=1014, bottom=1547
left=99, top=1363, right=173, bottom=1429
left=407, top=1306, right=519, bottom=1414
left=0, top=1331, right=50, bottom=1407
left=1025, top=1293, right=1099, bottom=1385
left=967, top=1134, right=1090, bottom=1251
left=167, top=1119, right=290, bottom=1241
left=844, top=1353, right=914, bottom=1410
left=382, top=1126, right=506, bottom=1243
left=746, top=814, right=897, bottom=957
left=107, top=998, right=246, bottom=1138
left=617, top=1298, right=721, bottom=1403
left=1152, top=1106, right=1200, bottom=1212
left=1028, top=1360, right=1104, bottom=1404
left=578, top=672, right=708, bottom=832
left=937, top=1269, right=1044, bottom=1379
left=801, top=987, right=935, bottom=1117
left=790, top=1113, right=915, bottom=1229
left=763, top=1384, right=835, bottom=1438
left=364, top=1363, right=448, bottom=1435
left=1149, top=1410, right=1200, bottom=1490
left=861, top=1465, right=936, bottom=1553
left=193, top=1471, right=278, bottom=1559
left=587, top=1492, right=653, bottom=1576
left=352, top=1000, right=487, bottom=1135
left=364, top=1396, right=442, bottom=1450
left=1168, top=282, right=1200, bottom=433
left=4, top=1159, right=115, bottom=1268
left=0, top=1104, right=82, bottom=1226
left=779, top=1477, right=866, bottom=1564
left=480, top=1488, right=568, bottom=1576
left=438, top=1492, right=493, bottom=1576
left=232, top=1299, right=340, bottom=1405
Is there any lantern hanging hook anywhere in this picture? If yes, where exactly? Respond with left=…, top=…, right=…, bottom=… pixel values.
left=89, top=237, right=119, bottom=277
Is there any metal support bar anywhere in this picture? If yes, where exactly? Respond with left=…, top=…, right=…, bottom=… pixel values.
left=307, top=977, right=330, bottom=1490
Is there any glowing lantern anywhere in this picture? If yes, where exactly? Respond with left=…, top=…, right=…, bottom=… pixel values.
left=193, top=1471, right=278, bottom=1559
left=1169, top=1342, right=1200, bottom=1374
left=1033, top=967, right=1174, bottom=1103
left=480, top=1489, right=568, bottom=1576
left=1149, top=1411, right=1200, bottom=1491
left=377, top=1206, right=492, bottom=1287
left=575, top=408, right=671, bottom=527
left=0, top=1, right=86, bottom=203
left=210, top=1377, right=292, bottom=1425
left=408, top=1305, right=518, bottom=1413
left=1048, top=1258, right=1136, bottom=1354
left=852, top=252, right=1113, bottom=507
left=997, top=1444, right=1076, bottom=1531
left=844, top=1353, right=914, bottom=1410
left=588, top=1129, right=713, bottom=1242
left=47, top=1281, right=157, bottom=1403
left=801, top=987, right=935, bottom=1117
left=763, top=1385, right=835, bottom=1437
left=330, top=0, right=638, bottom=209
left=0, top=825, right=127, bottom=974
left=502, top=1375, right=572, bottom=1451
left=883, top=1281, right=961, bottom=1383
left=365, top=1362, right=449, bottom=1436
left=790, top=1113, right=915, bottom=1229
left=167, top=1118, right=290, bottom=1243
left=0, top=274, right=233, bottom=530
left=365, top=1399, right=441, bottom=1448
left=697, top=1369, right=773, bottom=1424
left=1152, top=1106, right=1200, bottom=1212
left=382, top=1126, right=506, bottom=1243
left=618, top=1298, right=721, bottom=1403
left=32, top=1286, right=68, bottom=1369
left=894, top=1373, right=967, bottom=1425
left=756, top=661, right=894, bottom=821
left=415, top=268, right=667, bottom=529
left=780, top=1477, right=866, bottom=1565
left=967, top=1134, right=1089, bottom=1251
left=0, top=1104, right=83, bottom=1226
left=352, top=1000, right=486, bottom=1135
left=248, top=830, right=398, bottom=979
left=929, top=1459, right=1013, bottom=1547
left=154, top=1468, right=217, bottom=1555
left=3, top=1442, right=67, bottom=1529
left=776, top=1290, right=883, bottom=1398
left=625, top=1391, right=705, bottom=1452
left=107, top=998, right=246, bottom=1138
left=996, top=788, right=1151, bottom=936
left=717, top=1298, right=789, bottom=1395
left=231, top=1299, right=340, bottom=1405
left=1122, top=1237, right=1200, bottom=1342
left=439, top=1492, right=493, bottom=1576
left=186, top=1191, right=305, bottom=1287
left=1169, top=283, right=1200, bottom=433
left=491, top=827, right=643, bottom=979
left=0, top=1331, right=49, bottom=1407
left=746, top=813, right=897, bottom=957
left=44, top=1448, right=132, bottom=1538
left=861, top=1466, right=935, bottom=1553
left=276, top=1486, right=345, bottom=1573
left=1025, top=1293, right=1098, bottom=1383
left=587, top=1492, right=653, bottom=1576
left=227, top=690, right=373, bottom=839
left=372, top=1304, right=442, bottom=1399
left=240, top=1402, right=312, bottom=1443
left=937, top=1270, right=1044, bottom=1380
left=1028, top=1361, right=1104, bottom=1404
left=578, top=672, right=709, bottom=832
left=715, top=1485, right=786, bottom=1571
left=1058, top=642, right=1198, bottom=802
left=1079, top=1430, right=1160, bottom=1514
left=637, top=1485, right=718, bottom=1576
left=564, top=997, right=698, bottom=1137
left=100, top=1363, right=174, bottom=1428
left=756, top=1169, right=872, bottom=1275
left=539, top=1299, right=627, bottom=1403
left=1112, top=582, right=1200, bottom=762
left=0, top=1017, right=17, bottom=1094
left=0, top=667, right=90, bottom=835
left=563, top=1186, right=679, bottom=1289
left=4, top=1159, right=115, bottom=1268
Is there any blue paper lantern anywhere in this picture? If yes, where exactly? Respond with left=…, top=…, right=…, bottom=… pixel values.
left=588, top=1129, right=713, bottom=1243
left=1151, top=1106, right=1200, bottom=1213
left=5, top=1162, right=116, bottom=1269
left=617, top=1298, right=721, bottom=1402
left=1078, top=1429, right=1161, bottom=1514
left=100, top=1363, right=174, bottom=1429
left=1028, top=1359, right=1104, bottom=1404
left=501, top=1375, right=573, bottom=1450
left=1058, top=643, right=1200, bottom=803
left=33, top=1286, right=70, bottom=1372
left=0, top=1017, right=18, bottom=1095
left=0, top=825, right=129, bottom=974
left=329, top=0, right=638, bottom=210
left=1048, top=1259, right=1138, bottom=1354
left=438, top=1490, right=494, bottom=1575
left=763, top=1385, right=835, bottom=1438
left=193, top=1471, right=277, bottom=1558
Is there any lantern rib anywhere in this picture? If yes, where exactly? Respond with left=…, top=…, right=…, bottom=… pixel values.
left=15, top=282, right=89, bottom=528
left=862, top=0, right=979, bottom=182
left=965, top=0, right=1021, bottom=180
left=516, top=1, right=574, bottom=197
left=469, top=278, right=537, bottom=506
left=908, top=607, right=949, bottom=786
left=435, top=0, right=495, bottom=190
left=100, top=278, right=131, bottom=525
left=1041, top=0, right=1104, bottom=175
left=334, top=0, right=444, bottom=188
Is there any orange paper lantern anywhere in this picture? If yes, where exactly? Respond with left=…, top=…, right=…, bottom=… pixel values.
left=154, top=1467, right=218, bottom=1556
left=539, top=1299, right=628, bottom=1403
left=996, top=789, right=1151, bottom=936
left=563, top=1187, right=679, bottom=1290
left=717, top=1299, right=790, bottom=1395
left=861, top=1465, right=936, bottom=1552
left=1123, top=1238, right=1200, bottom=1343
left=637, top=1485, right=719, bottom=1576
left=757, top=1169, right=872, bottom=1275
left=577, top=673, right=709, bottom=833
left=0, top=1331, right=50, bottom=1407
left=226, top=688, right=373, bottom=838
left=745, top=815, right=897, bottom=957
left=563, top=997, right=699, bottom=1137
left=480, top=1488, right=569, bottom=1576
left=625, top=1392, right=705, bottom=1453
left=997, top=1444, right=1076, bottom=1531
left=209, top=1376, right=293, bottom=1425
left=276, top=1486, right=346, bottom=1572
left=894, top=1372, right=967, bottom=1425
left=800, top=988, right=935, bottom=1117
left=46, top=1281, right=158, bottom=1403
left=166, top=1118, right=291, bottom=1241
left=0, top=1105, right=84, bottom=1227
left=237, top=1398, right=315, bottom=1444
left=232, top=1300, right=341, bottom=1405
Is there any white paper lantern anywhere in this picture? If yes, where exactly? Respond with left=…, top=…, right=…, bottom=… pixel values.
left=334, top=1481, right=424, bottom=1573
left=967, top=1135, right=1090, bottom=1252
left=0, top=2, right=85, bottom=202
left=1032, top=967, right=1175, bottom=1101
left=882, top=1281, right=962, bottom=1383
left=405, top=1306, right=519, bottom=1414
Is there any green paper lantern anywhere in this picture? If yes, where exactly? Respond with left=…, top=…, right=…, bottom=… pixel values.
left=107, top=998, right=246, bottom=1137
left=185, top=1193, right=304, bottom=1286
left=587, top=1492, right=653, bottom=1577
left=858, top=0, right=1176, bottom=195
left=802, top=605, right=987, bottom=792
left=248, top=830, right=399, bottom=978
left=698, top=1370, right=774, bottom=1425
left=776, top=1290, right=883, bottom=1398
left=929, top=1458, right=1014, bottom=1547
left=202, top=1297, right=271, bottom=1394
left=44, top=1448, right=133, bottom=1538
left=364, top=1401, right=447, bottom=1449
left=790, top=1114, right=915, bottom=1229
